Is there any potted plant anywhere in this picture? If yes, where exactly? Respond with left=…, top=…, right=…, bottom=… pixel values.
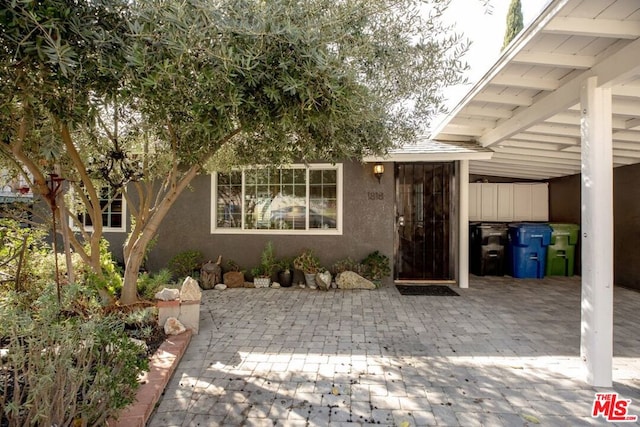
left=293, top=248, right=321, bottom=287
left=276, top=256, right=294, bottom=288
left=252, top=242, right=276, bottom=288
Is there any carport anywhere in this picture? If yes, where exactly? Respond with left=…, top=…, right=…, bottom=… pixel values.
left=430, top=0, right=640, bottom=387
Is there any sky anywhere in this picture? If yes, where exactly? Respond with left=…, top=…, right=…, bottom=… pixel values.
left=439, top=0, right=549, bottom=115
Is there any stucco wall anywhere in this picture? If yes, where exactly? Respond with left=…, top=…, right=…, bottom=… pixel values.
left=141, top=161, right=396, bottom=282
left=548, top=163, right=640, bottom=290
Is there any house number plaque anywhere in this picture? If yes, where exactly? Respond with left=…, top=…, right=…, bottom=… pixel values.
left=367, top=191, right=384, bottom=200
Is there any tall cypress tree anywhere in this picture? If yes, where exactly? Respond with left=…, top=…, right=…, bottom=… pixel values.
left=502, top=0, right=523, bottom=50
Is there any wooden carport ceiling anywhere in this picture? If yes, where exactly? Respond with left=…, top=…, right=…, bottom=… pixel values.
left=431, top=0, right=640, bottom=180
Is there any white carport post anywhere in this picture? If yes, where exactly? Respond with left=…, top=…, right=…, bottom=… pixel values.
left=580, top=76, right=613, bottom=387
left=458, top=160, right=469, bottom=289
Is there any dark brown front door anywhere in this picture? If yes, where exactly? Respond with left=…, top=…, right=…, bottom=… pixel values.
left=396, top=163, right=453, bottom=280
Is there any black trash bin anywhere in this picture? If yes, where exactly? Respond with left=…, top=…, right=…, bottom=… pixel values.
left=470, top=222, right=508, bottom=276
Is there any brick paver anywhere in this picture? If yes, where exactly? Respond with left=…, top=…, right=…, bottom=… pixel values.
left=148, top=276, right=640, bottom=426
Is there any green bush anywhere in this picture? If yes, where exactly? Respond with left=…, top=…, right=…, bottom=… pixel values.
left=0, top=219, right=49, bottom=298
left=137, top=268, right=174, bottom=301
left=0, top=285, right=148, bottom=426
left=330, top=251, right=391, bottom=286
left=361, top=251, right=391, bottom=282
left=168, top=250, right=203, bottom=279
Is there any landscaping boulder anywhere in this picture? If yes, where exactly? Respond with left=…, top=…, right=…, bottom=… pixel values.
left=155, top=288, right=180, bottom=301
left=164, top=317, right=187, bottom=335
left=180, top=276, right=202, bottom=301
left=336, top=271, right=376, bottom=290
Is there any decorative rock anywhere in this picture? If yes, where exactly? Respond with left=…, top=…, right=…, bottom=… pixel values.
left=155, top=287, right=180, bottom=301
left=336, top=271, right=376, bottom=290
left=271, top=282, right=281, bottom=288
left=244, top=282, right=255, bottom=288
left=164, top=317, right=187, bottom=335
left=223, top=271, right=245, bottom=288
left=214, top=283, right=227, bottom=290
left=316, top=271, right=332, bottom=290
left=299, top=283, right=306, bottom=289
left=180, top=276, right=202, bottom=302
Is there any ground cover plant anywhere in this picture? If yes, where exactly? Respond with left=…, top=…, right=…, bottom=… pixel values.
left=0, top=220, right=165, bottom=426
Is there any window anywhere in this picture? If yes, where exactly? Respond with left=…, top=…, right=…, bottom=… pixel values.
left=75, top=188, right=126, bottom=232
left=212, top=164, right=342, bottom=234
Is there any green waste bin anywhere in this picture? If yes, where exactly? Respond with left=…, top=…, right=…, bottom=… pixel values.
left=545, top=223, right=579, bottom=276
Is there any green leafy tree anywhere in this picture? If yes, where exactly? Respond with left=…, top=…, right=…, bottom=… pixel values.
left=0, top=0, right=130, bottom=300
left=502, top=0, right=523, bottom=50
left=1, top=0, right=469, bottom=305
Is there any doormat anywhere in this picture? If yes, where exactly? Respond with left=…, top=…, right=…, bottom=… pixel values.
left=395, top=285, right=460, bottom=296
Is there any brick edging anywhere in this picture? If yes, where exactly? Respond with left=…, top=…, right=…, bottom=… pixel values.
left=108, top=329, right=193, bottom=427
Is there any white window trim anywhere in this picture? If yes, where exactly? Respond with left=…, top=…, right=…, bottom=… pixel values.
left=211, top=163, right=343, bottom=236
left=70, top=193, right=127, bottom=233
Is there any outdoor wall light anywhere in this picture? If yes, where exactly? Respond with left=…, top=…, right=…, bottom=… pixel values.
left=373, top=162, right=384, bottom=183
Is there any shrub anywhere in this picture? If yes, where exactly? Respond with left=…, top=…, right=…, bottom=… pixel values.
left=168, top=250, right=203, bottom=279
left=293, top=248, right=321, bottom=274
left=361, top=251, right=391, bottom=281
left=137, top=268, right=174, bottom=301
left=330, top=251, right=391, bottom=285
left=0, top=285, right=148, bottom=426
left=84, top=239, right=123, bottom=297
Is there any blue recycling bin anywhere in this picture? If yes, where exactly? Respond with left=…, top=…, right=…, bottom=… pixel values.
left=508, top=223, right=553, bottom=278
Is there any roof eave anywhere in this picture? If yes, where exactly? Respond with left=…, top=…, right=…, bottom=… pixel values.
left=429, top=0, right=571, bottom=139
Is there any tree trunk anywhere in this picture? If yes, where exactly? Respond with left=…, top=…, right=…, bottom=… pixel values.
left=121, top=242, right=145, bottom=305
left=119, top=165, right=200, bottom=305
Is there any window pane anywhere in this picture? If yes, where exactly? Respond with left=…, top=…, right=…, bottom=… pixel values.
left=309, top=169, right=337, bottom=229
left=217, top=172, right=242, bottom=228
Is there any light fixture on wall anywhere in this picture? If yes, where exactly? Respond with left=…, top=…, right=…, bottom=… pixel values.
left=373, top=163, right=384, bottom=184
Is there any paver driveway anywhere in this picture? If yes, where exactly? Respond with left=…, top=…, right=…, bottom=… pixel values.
left=148, top=276, right=640, bottom=426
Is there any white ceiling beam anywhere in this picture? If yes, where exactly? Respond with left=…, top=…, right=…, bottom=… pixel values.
left=564, top=144, right=640, bottom=159
left=612, top=86, right=640, bottom=99
left=569, top=99, right=640, bottom=116
left=612, top=130, right=640, bottom=142
left=612, top=150, right=640, bottom=159
left=544, top=17, right=640, bottom=39
left=486, top=157, right=580, bottom=173
left=493, top=146, right=581, bottom=160
left=473, top=92, right=533, bottom=106
left=624, top=118, right=640, bottom=130
left=462, top=106, right=514, bottom=119
left=512, top=52, right=595, bottom=69
left=493, top=152, right=582, bottom=166
left=478, top=37, right=640, bottom=147
left=613, top=141, right=640, bottom=151
left=432, top=134, right=475, bottom=142
left=613, top=157, right=638, bottom=166
left=498, top=140, right=566, bottom=150
left=491, top=75, right=560, bottom=91
left=469, top=165, right=560, bottom=179
left=544, top=111, right=581, bottom=125
left=510, top=132, right=579, bottom=145
left=439, top=124, right=485, bottom=136
left=527, top=124, right=581, bottom=137
left=450, top=117, right=498, bottom=128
